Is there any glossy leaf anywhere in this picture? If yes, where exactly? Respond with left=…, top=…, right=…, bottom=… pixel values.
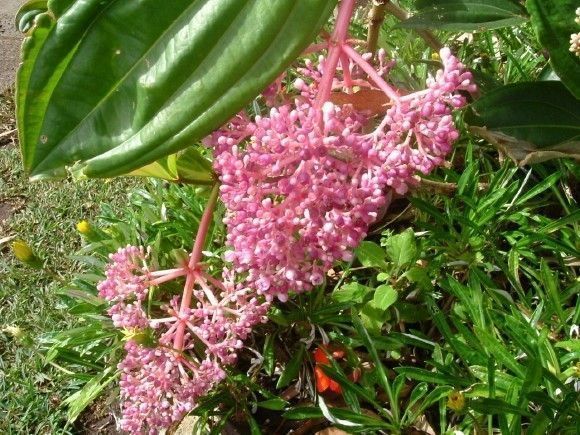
left=400, top=0, right=527, bottom=32
left=283, top=407, right=323, bottom=420
left=17, top=0, right=337, bottom=180
left=474, top=326, right=525, bottom=378
left=408, top=385, right=454, bottom=424
left=465, top=81, right=580, bottom=165
left=263, top=334, right=276, bottom=376
left=15, top=0, right=48, bottom=33
left=247, top=415, right=262, bottom=435
left=470, top=398, right=532, bottom=417
left=332, top=282, right=372, bottom=304
left=394, top=366, right=472, bottom=386
left=276, top=343, right=305, bottom=389
left=539, top=260, right=565, bottom=324
left=257, top=397, right=288, bottom=411
left=284, top=405, right=395, bottom=431
left=373, top=284, right=398, bottom=311
left=527, top=0, right=580, bottom=98
left=129, top=147, right=214, bottom=184
left=352, top=313, right=398, bottom=420
left=360, top=301, right=387, bottom=333
left=355, top=241, right=388, bottom=269
left=62, top=367, right=117, bottom=422
left=385, top=228, right=417, bottom=268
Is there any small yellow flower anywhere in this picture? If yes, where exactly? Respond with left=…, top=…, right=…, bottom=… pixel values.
left=447, top=390, right=466, bottom=411
left=76, top=220, right=92, bottom=235
left=11, top=240, right=34, bottom=262
left=431, top=52, right=440, bottom=61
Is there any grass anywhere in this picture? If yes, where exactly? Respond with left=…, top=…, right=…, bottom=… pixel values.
left=0, top=89, right=142, bottom=433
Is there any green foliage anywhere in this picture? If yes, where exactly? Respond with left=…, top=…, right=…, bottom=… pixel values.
left=466, top=81, right=580, bottom=165
left=27, top=154, right=579, bottom=432
left=527, top=0, right=580, bottom=98
left=282, top=152, right=578, bottom=434
left=17, top=0, right=336, bottom=179
left=400, top=0, right=528, bottom=32
left=129, top=147, right=214, bottom=184
left=15, top=0, right=47, bottom=32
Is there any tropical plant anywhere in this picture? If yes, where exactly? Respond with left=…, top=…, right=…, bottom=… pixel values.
left=11, top=0, right=579, bottom=433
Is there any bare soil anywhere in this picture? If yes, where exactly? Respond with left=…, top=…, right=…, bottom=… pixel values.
left=0, top=0, right=26, bottom=91
left=0, top=201, right=12, bottom=221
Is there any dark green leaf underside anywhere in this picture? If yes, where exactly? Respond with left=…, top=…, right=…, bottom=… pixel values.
left=400, top=0, right=527, bottom=31
left=465, top=81, right=580, bottom=149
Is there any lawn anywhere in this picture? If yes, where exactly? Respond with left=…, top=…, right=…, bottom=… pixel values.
left=0, top=89, right=141, bottom=433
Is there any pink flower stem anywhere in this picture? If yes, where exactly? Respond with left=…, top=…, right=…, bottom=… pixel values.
left=340, top=53, right=354, bottom=93
left=341, top=44, right=401, bottom=103
left=149, top=269, right=188, bottom=285
left=150, top=316, right=177, bottom=325
left=200, top=271, right=227, bottom=292
left=149, top=268, right=185, bottom=277
left=185, top=321, right=213, bottom=348
left=303, top=42, right=330, bottom=55
left=173, top=184, right=220, bottom=350
left=314, top=0, right=356, bottom=108
left=195, top=274, right=221, bottom=306
left=400, top=88, right=430, bottom=102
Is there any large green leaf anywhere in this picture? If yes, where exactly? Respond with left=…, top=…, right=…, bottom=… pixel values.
left=129, top=147, right=214, bottom=184
left=527, top=0, right=580, bottom=99
left=17, top=0, right=336, bottom=180
left=465, top=81, right=580, bottom=165
left=400, top=0, right=527, bottom=32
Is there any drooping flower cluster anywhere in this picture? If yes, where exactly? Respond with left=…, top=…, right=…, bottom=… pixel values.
left=211, top=102, right=387, bottom=301
left=117, top=341, right=225, bottom=434
left=206, top=47, right=475, bottom=302
left=153, top=269, right=270, bottom=366
left=98, top=245, right=269, bottom=433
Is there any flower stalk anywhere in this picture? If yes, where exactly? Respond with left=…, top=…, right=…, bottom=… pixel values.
left=315, top=0, right=356, bottom=107
left=174, top=184, right=220, bottom=350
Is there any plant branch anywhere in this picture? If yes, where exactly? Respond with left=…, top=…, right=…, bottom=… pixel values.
left=383, top=1, right=443, bottom=51
left=367, top=0, right=387, bottom=55
left=342, top=44, right=400, bottom=102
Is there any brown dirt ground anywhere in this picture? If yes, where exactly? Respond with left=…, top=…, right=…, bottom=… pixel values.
left=0, top=0, right=25, bottom=91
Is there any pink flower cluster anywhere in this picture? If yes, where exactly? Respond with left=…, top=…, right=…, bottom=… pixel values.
left=118, top=341, right=224, bottom=434
left=97, top=247, right=269, bottom=433
left=97, top=245, right=149, bottom=329
left=206, top=47, right=475, bottom=302
left=211, top=102, right=387, bottom=301
left=153, top=270, right=269, bottom=366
